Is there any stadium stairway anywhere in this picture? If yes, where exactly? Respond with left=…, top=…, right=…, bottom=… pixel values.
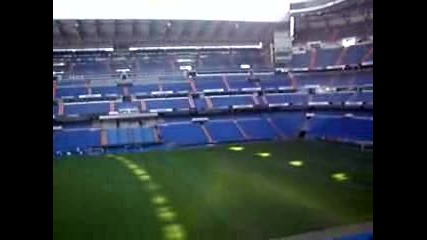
left=86, top=81, right=92, bottom=95
left=109, top=101, right=115, bottom=112
left=251, top=93, right=260, bottom=105
left=204, top=97, right=214, bottom=109
left=310, top=48, right=317, bottom=69
left=153, top=127, right=160, bottom=142
left=201, top=124, right=214, bottom=143
left=140, top=100, right=147, bottom=112
left=261, top=95, right=269, bottom=105
left=265, top=117, right=285, bottom=139
left=123, top=86, right=129, bottom=95
left=188, top=95, right=196, bottom=109
left=336, top=47, right=348, bottom=65
left=222, top=75, right=231, bottom=91
left=188, top=78, right=198, bottom=92
left=58, top=99, right=64, bottom=116
left=101, top=129, right=108, bottom=146
left=288, top=72, right=298, bottom=89
left=361, top=47, right=373, bottom=62
left=233, top=120, right=250, bottom=140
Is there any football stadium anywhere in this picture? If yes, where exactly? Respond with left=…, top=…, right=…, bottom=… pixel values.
left=53, top=0, right=373, bottom=239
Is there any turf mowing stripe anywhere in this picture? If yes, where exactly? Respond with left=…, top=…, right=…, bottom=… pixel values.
left=108, top=155, right=187, bottom=240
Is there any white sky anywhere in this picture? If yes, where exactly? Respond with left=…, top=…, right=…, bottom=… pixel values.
left=53, top=0, right=291, bottom=22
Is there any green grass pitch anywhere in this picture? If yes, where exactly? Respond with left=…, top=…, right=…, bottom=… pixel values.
left=53, top=140, right=373, bottom=240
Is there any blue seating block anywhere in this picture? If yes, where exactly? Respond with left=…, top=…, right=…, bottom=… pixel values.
left=145, top=98, right=189, bottom=110
left=211, top=95, right=254, bottom=108
left=130, top=84, right=160, bottom=94
left=160, top=123, right=207, bottom=145
left=53, top=129, right=101, bottom=152
left=308, top=116, right=373, bottom=142
left=57, top=87, right=87, bottom=98
left=92, top=86, right=121, bottom=95
left=271, top=113, right=306, bottom=137
left=237, top=118, right=279, bottom=140
left=205, top=121, right=244, bottom=142
left=266, top=94, right=308, bottom=105
left=316, top=48, right=342, bottom=67
left=292, top=52, right=310, bottom=68
left=64, top=102, right=110, bottom=116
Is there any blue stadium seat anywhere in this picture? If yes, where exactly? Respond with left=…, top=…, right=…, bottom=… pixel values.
left=107, top=128, right=156, bottom=146
left=291, top=52, right=310, bottom=68
left=145, top=98, right=190, bottom=110
left=227, top=76, right=259, bottom=90
left=312, top=92, right=353, bottom=104
left=344, top=44, right=371, bottom=65
left=195, top=77, right=226, bottom=91
left=162, top=82, right=191, bottom=92
left=316, top=47, right=342, bottom=67
left=211, top=95, right=254, bottom=108
left=160, top=123, right=208, bottom=145
left=352, top=92, right=373, bottom=103
left=270, top=113, right=306, bottom=137
left=260, top=75, right=292, bottom=89
left=307, top=116, right=373, bottom=142
left=117, top=102, right=140, bottom=111
left=266, top=93, right=308, bottom=105
left=57, top=87, right=87, bottom=98
left=237, top=118, right=279, bottom=140
left=92, top=86, right=121, bottom=95
left=53, top=129, right=101, bottom=152
left=194, top=98, right=208, bottom=111
left=64, top=102, right=110, bottom=116
left=130, top=84, right=160, bottom=94
left=205, top=120, right=244, bottom=143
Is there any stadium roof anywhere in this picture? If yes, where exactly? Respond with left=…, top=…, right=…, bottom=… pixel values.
left=53, top=0, right=291, bottom=22
left=53, top=20, right=277, bottom=49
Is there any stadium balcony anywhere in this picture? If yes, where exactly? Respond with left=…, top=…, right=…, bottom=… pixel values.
left=266, top=93, right=308, bottom=106
left=290, top=42, right=372, bottom=71
left=210, top=95, right=256, bottom=109
left=53, top=47, right=372, bottom=156
left=145, top=97, right=191, bottom=112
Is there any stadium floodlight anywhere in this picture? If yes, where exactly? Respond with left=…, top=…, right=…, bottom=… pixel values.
left=53, top=71, right=64, bottom=75
left=176, top=59, right=193, bottom=63
left=341, top=37, right=356, bottom=48
left=53, top=62, right=65, bottom=66
left=240, top=64, right=251, bottom=69
left=115, top=68, right=131, bottom=72
left=129, top=43, right=263, bottom=52
left=179, top=65, right=192, bottom=71
left=53, top=47, right=114, bottom=53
